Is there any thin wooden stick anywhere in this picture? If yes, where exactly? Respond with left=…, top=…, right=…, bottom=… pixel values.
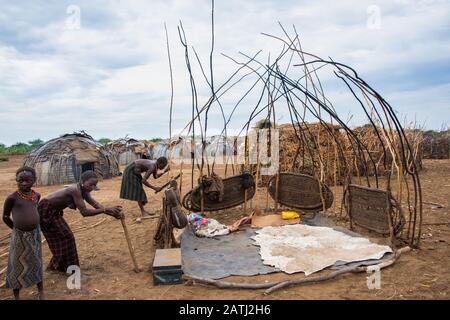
left=264, top=246, right=411, bottom=294
left=0, top=234, right=11, bottom=243
left=165, top=21, right=174, bottom=184
left=254, top=129, right=262, bottom=212
left=421, top=222, right=449, bottom=226
left=184, top=274, right=278, bottom=289
left=154, top=174, right=181, bottom=194
left=179, top=161, right=184, bottom=196
left=71, top=217, right=107, bottom=233
left=1, top=217, right=106, bottom=262
left=244, top=189, right=248, bottom=215
left=274, top=172, right=279, bottom=212
left=183, top=247, right=411, bottom=294
left=120, top=216, right=141, bottom=273
left=201, top=188, right=205, bottom=216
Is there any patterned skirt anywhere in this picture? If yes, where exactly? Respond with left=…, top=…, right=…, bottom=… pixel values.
left=6, top=227, right=43, bottom=289
left=120, top=162, right=147, bottom=202
left=38, top=199, right=79, bottom=272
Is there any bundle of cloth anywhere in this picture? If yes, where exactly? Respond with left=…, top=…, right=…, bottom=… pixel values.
left=187, top=212, right=253, bottom=238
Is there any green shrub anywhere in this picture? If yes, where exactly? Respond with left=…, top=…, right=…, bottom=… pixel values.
left=7, top=143, right=32, bottom=154
left=150, top=138, right=163, bottom=143
left=97, top=138, right=112, bottom=145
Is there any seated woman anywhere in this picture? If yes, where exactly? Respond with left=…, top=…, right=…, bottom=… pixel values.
left=38, top=171, right=123, bottom=272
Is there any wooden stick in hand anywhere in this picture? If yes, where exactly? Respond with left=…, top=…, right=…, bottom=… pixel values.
left=120, top=215, right=141, bottom=273
left=155, top=174, right=181, bottom=194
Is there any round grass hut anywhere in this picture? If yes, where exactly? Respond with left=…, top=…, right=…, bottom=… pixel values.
left=23, top=132, right=120, bottom=186
left=106, top=138, right=152, bottom=165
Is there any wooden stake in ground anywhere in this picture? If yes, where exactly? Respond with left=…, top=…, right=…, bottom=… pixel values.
left=274, top=172, right=280, bottom=212
left=120, top=216, right=141, bottom=273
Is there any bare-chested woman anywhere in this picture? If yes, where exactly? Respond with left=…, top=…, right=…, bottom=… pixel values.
left=38, top=170, right=123, bottom=272
left=3, top=167, right=44, bottom=300
left=120, top=157, right=169, bottom=217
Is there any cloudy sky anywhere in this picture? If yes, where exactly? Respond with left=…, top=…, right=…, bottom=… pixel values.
left=0, top=0, right=449, bottom=145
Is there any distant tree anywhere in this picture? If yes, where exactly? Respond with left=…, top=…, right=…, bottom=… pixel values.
left=150, top=138, right=163, bottom=143
left=7, top=142, right=32, bottom=154
left=28, top=139, right=44, bottom=150
left=97, top=138, right=112, bottom=145
left=0, top=143, right=6, bottom=154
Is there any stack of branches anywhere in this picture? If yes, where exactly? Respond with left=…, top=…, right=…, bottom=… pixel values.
left=404, top=129, right=424, bottom=170
left=278, top=122, right=347, bottom=186
left=345, top=126, right=423, bottom=176
left=422, top=130, right=450, bottom=159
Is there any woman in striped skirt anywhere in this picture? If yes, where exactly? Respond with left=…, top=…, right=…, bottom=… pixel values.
left=120, top=157, right=169, bottom=217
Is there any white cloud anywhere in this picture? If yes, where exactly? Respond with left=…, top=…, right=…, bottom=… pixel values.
left=0, top=0, right=449, bottom=145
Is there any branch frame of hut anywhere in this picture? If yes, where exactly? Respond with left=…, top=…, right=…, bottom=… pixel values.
left=167, top=20, right=423, bottom=248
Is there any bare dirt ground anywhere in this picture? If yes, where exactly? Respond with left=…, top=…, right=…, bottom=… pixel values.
left=0, top=155, right=448, bottom=300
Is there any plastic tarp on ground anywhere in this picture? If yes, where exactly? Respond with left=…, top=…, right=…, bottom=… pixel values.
left=252, top=224, right=393, bottom=276
left=181, top=226, right=278, bottom=279
left=181, top=214, right=393, bottom=279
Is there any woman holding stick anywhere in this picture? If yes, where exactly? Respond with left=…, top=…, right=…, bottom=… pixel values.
left=119, top=157, right=169, bottom=217
left=38, top=171, right=123, bottom=273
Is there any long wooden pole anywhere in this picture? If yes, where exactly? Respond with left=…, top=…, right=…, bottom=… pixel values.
left=120, top=216, right=141, bottom=273
left=183, top=246, right=411, bottom=293
left=179, top=162, right=184, bottom=196
left=274, top=172, right=279, bottom=212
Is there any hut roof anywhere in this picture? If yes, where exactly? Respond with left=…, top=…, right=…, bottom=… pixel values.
left=24, top=131, right=120, bottom=185
left=106, top=138, right=150, bottom=155
left=28, top=131, right=107, bottom=164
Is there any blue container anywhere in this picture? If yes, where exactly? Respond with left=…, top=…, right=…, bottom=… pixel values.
left=152, top=248, right=183, bottom=286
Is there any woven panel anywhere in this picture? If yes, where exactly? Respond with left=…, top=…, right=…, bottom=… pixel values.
left=182, top=174, right=255, bottom=211
left=268, top=173, right=333, bottom=211
left=347, top=184, right=390, bottom=234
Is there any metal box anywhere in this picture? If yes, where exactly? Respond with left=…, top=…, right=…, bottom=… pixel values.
left=152, top=248, right=183, bottom=285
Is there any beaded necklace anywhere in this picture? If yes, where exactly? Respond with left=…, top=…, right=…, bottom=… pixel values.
left=16, top=189, right=37, bottom=201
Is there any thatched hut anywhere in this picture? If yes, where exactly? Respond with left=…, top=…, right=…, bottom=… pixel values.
left=106, top=138, right=152, bottom=165
left=23, top=132, right=120, bottom=186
